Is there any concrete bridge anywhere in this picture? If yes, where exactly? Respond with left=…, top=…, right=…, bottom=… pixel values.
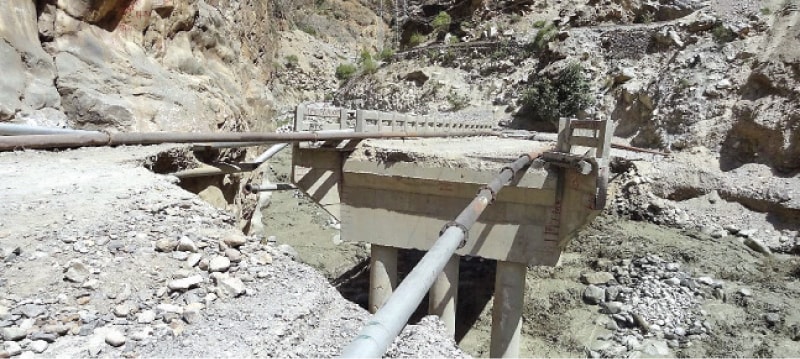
left=0, top=104, right=612, bottom=357
left=290, top=103, right=612, bottom=357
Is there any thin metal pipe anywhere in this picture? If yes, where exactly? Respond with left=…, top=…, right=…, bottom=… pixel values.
left=243, top=183, right=297, bottom=193
left=339, top=151, right=539, bottom=358
left=252, top=143, right=290, bottom=164
left=0, top=130, right=497, bottom=151
left=172, top=163, right=258, bottom=179
left=191, top=129, right=356, bottom=150
left=0, top=123, right=99, bottom=136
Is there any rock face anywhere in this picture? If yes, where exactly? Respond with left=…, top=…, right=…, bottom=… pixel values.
left=0, top=0, right=276, bottom=133
left=724, top=11, right=800, bottom=173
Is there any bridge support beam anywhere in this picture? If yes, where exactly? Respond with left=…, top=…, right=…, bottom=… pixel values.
left=490, top=261, right=526, bottom=358
left=428, top=255, right=459, bottom=338
left=369, top=245, right=398, bottom=313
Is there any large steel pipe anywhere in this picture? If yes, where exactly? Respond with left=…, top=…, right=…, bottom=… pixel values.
left=339, top=151, right=540, bottom=358
left=0, top=123, right=99, bottom=136
left=0, top=130, right=497, bottom=151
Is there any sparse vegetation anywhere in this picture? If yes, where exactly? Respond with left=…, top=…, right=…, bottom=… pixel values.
left=377, top=47, right=395, bottom=61
left=298, top=23, right=317, bottom=37
left=510, top=14, right=522, bottom=24
left=520, top=62, right=593, bottom=126
left=530, top=22, right=558, bottom=51
left=335, top=63, right=357, bottom=80
left=431, top=11, right=452, bottom=33
left=638, top=11, right=655, bottom=24
left=284, top=55, right=299, bottom=68
left=533, top=20, right=547, bottom=28
left=712, top=23, right=736, bottom=43
left=760, top=7, right=771, bottom=15
left=408, top=32, right=425, bottom=47
left=447, top=91, right=469, bottom=111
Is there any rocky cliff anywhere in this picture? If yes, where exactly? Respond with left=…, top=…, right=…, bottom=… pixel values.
left=1, top=0, right=276, bottom=133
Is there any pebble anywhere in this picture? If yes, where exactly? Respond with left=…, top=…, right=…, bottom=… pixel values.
left=603, top=301, right=624, bottom=315
left=253, top=252, right=273, bottom=266
left=64, top=262, right=90, bottom=283
left=225, top=248, right=242, bottom=263
left=182, top=303, right=204, bottom=324
left=29, top=340, right=48, bottom=353
left=19, top=305, right=45, bottom=319
left=137, top=310, right=156, bottom=324
left=177, top=237, right=198, bottom=252
left=105, top=329, right=126, bottom=347
left=218, top=277, right=246, bottom=297
left=581, top=272, right=615, bottom=285
left=113, top=304, right=133, bottom=317
left=155, top=239, right=176, bottom=252
left=764, top=313, right=781, bottom=326
left=168, top=275, right=203, bottom=291
left=171, top=251, right=189, bottom=261
left=223, top=234, right=247, bottom=248
left=2, top=327, right=27, bottom=341
left=738, top=288, right=752, bottom=297
left=4, top=341, right=21, bottom=356
left=743, top=238, right=772, bottom=256
left=209, top=256, right=231, bottom=272
left=583, top=285, right=605, bottom=305
left=186, top=253, right=202, bottom=267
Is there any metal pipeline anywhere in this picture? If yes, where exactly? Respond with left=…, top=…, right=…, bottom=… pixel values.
left=243, top=183, right=297, bottom=194
left=192, top=129, right=356, bottom=150
left=0, top=130, right=497, bottom=151
left=339, top=151, right=540, bottom=358
left=0, top=123, right=99, bottom=136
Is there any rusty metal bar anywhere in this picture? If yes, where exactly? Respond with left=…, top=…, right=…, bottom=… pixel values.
left=0, top=130, right=498, bottom=151
left=340, top=150, right=540, bottom=358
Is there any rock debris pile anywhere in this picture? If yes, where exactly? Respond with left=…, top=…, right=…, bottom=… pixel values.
left=0, top=147, right=464, bottom=358
left=583, top=255, right=720, bottom=358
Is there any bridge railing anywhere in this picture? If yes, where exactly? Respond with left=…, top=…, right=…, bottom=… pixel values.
left=293, top=103, right=493, bottom=134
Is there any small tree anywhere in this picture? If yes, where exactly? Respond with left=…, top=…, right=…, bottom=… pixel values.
left=335, top=63, right=357, bottom=80
left=431, top=11, right=452, bottom=33
left=520, top=63, right=593, bottom=127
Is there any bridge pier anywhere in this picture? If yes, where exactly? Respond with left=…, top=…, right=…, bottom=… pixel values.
left=369, top=245, right=398, bottom=313
left=428, top=254, right=459, bottom=338
left=490, top=261, right=526, bottom=358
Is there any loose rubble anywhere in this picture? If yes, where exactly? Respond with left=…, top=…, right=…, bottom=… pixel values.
left=0, top=146, right=465, bottom=357
left=582, top=255, right=721, bottom=358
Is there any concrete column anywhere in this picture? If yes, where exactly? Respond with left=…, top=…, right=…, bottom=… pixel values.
left=429, top=254, right=459, bottom=338
left=369, top=245, right=398, bottom=313
left=490, top=261, right=526, bottom=358
left=294, top=104, right=306, bottom=132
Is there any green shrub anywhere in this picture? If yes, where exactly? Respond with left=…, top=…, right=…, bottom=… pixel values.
left=520, top=63, right=593, bottom=126
left=360, top=48, right=377, bottom=74
left=408, top=32, right=425, bottom=47
left=760, top=7, right=771, bottom=15
left=530, top=22, right=557, bottom=51
left=533, top=20, right=547, bottom=28
left=298, top=23, right=317, bottom=36
left=712, top=23, right=736, bottom=43
left=447, top=91, right=469, bottom=111
left=284, top=55, right=299, bottom=68
left=378, top=47, right=395, bottom=61
left=335, top=63, right=357, bottom=80
left=431, top=11, right=452, bottom=33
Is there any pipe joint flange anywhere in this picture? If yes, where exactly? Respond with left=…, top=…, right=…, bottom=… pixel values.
left=440, top=221, right=469, bottom=249
left=478, top=185, right=498, bottom=203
